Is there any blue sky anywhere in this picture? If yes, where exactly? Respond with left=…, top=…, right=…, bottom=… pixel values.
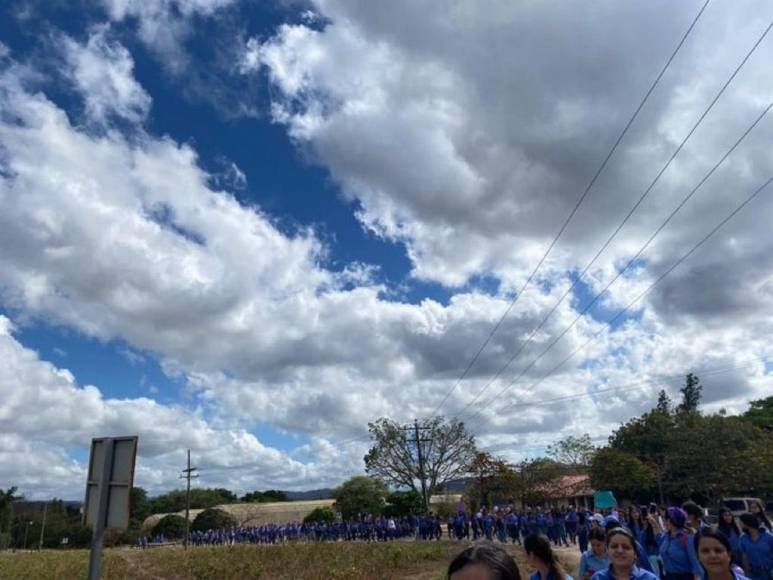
left=1, top=0, right=772, bottom=498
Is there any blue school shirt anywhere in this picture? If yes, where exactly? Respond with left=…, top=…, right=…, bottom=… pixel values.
left=700, top=567, right=751, bottom=580
left=740, top=531, right=773, bottom=580
left=658, top=529, right=702, bottom=576
left=530, top=571, right=573, bottom=580
left=592, top=566, right=658, bottom=580
left=579, top=550, right=610, bottom=577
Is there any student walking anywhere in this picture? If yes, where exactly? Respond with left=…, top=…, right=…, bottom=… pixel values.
left=739, top=513, right=773, bottom=580
left=591, top=527, right=658, bottom=580
left=525, top=533, right=574, bottom=580
left=650, top=507, right=702, bottom=580
left=695, top=529, right=750, bottom=580
left=717, top=508, right=743, bottom=566
left=579, top=528, right=610, bottom=580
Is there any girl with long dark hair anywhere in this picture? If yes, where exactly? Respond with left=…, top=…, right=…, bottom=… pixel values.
left=749, top=502, right=772, bottom=533
left=717, top=508, right=742, bottom=565
left=448, top=543, right=522, bottom=580
left=524, top=533, right=573, bottom=580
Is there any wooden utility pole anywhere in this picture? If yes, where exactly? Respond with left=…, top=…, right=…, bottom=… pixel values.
left=38, top=501, right=47, bottom=550
left=404, top=420, right=433, bottom=512
left=180, top=449, right=199, bottom=549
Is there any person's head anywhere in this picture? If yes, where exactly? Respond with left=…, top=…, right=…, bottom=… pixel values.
left=739, top=512, right=761, bottom=533
left=695, top=529, right=733, bottom=578
left=628, top=506, right=641, bottom=522
left=604, top=516, right=621, bottom=532
left=682, top=501, right=704, bottom=526
left=448, top=543, right=522, bottom=580
left=717, top=508, right=738, bottom=533
left=749, top=500, right=772, bottom=527
left=606, top=528, right=638, bottom=571
left=665, top=507, right=687, bottom=532
left=589, top=527, right=607, bottom=557
left=524, top=533, right=565, bottom=579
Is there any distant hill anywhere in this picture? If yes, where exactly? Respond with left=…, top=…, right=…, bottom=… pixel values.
left=284, top=488, right=333, bottom=501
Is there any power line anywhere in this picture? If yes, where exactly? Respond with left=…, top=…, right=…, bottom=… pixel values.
left=328, top=353, right=772, bottom=452
left=453, top=22, right=773, bottom=422
left=426, top=0, right=713, bottom=419
left=469, top=173, right=773, bottom=426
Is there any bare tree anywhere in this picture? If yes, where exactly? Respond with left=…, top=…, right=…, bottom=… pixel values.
left=364, top=416, right=476, bottom=508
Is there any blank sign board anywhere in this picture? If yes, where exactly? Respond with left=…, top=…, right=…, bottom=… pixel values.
left=83, top=436, right=138, bottom=530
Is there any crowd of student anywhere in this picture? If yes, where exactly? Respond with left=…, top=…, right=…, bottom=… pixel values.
left=163, top=499, right=772, bottom=580
left=449, top=499, right=773, bottom=580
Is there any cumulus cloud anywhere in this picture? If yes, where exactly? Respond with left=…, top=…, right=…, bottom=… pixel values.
left=2, top=5, right=773, bottom=497
left=101, top=0, right=237, bottom=72
left=61, top=26, right=151, bottom=125
left=0, top=315, right=362, bottom=497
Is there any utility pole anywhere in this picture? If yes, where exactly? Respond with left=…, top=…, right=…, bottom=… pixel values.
left=23, top=520, right=32, bottom=550
left=403, top=420, right=433, bottom=512
left=38, top=502, right=47, bottom=550
left=180, top=449, right=198, bottom=549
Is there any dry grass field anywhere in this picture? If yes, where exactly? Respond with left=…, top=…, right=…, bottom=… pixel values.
left=0, top=540, right=580, bottom=580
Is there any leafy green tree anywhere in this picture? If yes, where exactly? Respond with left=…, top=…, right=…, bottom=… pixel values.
left=383, top=490, right=423, bottom=517
left=512, top=458, right=564, bottom=506
left=546, top=434, right=596, bottom=470
left=152, top=514, right=187, bottom=539
left=656, top=390, right=672, bottom=414
left=590, top=448, right=655, bottom=500
left=241, top=490, right=289, bottom=503
left=0, top=487, right=22, bottom=549
left=676, top=373, right=702, bottom=415
left=129, top=487, right=152, bottom=530
left=303, top=506, right=336, bottom=524
left=466, top=452, right=518, bottom=509
left=191, top=508, right=237, bottom=532
left=743, top=396, right=773, bottom=431
left=364, top=416, right=476, bottom=510
left=332, top=476, right=388, bottom=520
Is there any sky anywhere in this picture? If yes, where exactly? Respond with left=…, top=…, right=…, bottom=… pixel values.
left=1, top=0, right=772, bottom=500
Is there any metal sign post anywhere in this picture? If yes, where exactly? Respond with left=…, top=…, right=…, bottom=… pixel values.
left=83, top=436, right=138, bottom=580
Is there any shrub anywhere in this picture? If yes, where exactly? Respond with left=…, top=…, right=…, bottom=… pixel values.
left=303, top=507, right=336, bottom=524
left=152, top=514, right=187, bottom=539
left=191, top=508, right=237, bottom=532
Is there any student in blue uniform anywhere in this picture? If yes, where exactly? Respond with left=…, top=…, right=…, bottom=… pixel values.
left=717, top=508, right=743, bottom=566
left=567, top=508, right=579, bottom=546
left=749, top=503, right=772, bottom=533
left=683, top=502, right=709, bottom=533
left=591, top=527, right=658, bottom=580
left=651, top=506, right=702, bottom=580
left=739, top=513, right=773, bottom=580
left=578, top=509, right=590, bottom=554
left=641, top=509, right=664, bottom=577
left=695, top=529, right=750, bottom=580
left=448, top=543, right=522, bottom=580
left=579, top=528, right=609, bottom=580
left=524, top=533, right=573, bottom=580
left=605, top=516, right=655, bottom=574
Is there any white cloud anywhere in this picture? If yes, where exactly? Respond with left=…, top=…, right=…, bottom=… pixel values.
left=0, top=315, right=361, bottom=498
left=249, top=0, right=773, bottom=295
left=1, top=7, right=772, bottom=498
left=101, top=0, right=237, bottom=72
left=61, top=26, right=151, bottom=125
